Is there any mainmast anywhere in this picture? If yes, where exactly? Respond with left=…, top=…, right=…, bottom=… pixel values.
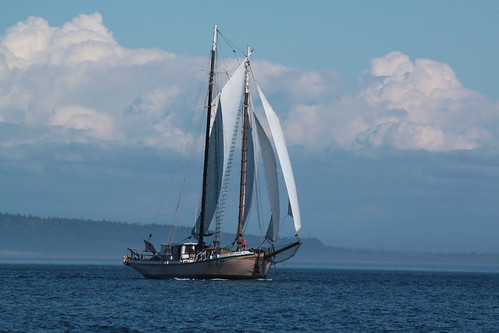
left=199, top=25, right=218, bottom=252
left=236, top=47, right=252, bottom=250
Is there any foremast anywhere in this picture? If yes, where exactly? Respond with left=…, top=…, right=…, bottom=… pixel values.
left=198, top=25, right=218, bottom=252
left=236, top=47, right=252, bottom=250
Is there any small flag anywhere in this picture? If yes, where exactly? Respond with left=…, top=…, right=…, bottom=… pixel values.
left=144, top=239, right=157, bottom=254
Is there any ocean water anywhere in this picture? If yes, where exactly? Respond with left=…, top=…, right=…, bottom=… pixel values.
left=1, top=264, right=498, bottom=332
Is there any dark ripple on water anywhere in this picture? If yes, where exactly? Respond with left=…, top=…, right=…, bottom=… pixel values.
left=1, top=264, right=498, bottom=332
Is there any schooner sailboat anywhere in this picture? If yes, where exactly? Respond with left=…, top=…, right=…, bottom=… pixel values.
left=123, top=26, right=301, bottom=279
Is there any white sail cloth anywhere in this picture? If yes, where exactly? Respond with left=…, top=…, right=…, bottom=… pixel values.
left=243, top=115, right=255, bottom=227
left=254, top=115, right=280, bottom=242
left=194, top=57, right=301, bottom=242
left=194, top=59, right=248, bottom=237
left=257, top=86, right=302, bottom=233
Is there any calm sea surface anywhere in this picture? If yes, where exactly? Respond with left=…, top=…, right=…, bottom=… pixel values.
left=1, top=264, right=498, bottom=332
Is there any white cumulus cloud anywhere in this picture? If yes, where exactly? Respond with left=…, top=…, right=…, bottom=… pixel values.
left=49, top=104, right=120, bottom=141
left=284, top=51, right=498, bottom=152
left=0, top=13, right=193, bottom=149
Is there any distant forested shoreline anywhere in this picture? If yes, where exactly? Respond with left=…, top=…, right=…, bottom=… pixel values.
left=0, top=212, right=190, bottom=261
left=2, top=212, right=499, bottom=272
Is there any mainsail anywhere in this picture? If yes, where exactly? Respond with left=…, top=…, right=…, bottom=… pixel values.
left=193, top=97, right=223, bottom=237
left=194, top=59, right=247, bottom=237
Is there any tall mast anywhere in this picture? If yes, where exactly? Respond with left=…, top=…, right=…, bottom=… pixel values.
left=199, top=25, right=217, bottom=251
left=236, top=47, right=252, bottom=250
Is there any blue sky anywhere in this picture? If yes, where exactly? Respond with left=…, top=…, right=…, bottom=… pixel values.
left=1, top=1, right=499, bottom=253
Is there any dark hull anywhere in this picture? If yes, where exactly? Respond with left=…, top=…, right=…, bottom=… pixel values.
left=126, top=252, right=272, bottom=280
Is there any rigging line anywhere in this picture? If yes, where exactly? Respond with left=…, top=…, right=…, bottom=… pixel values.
left=177, top=96, right=205, bottom=209
left=216, top=32, right=246, bottom=84
left=217, top=29, right=247, bottom=59
left=213, top=47, right=226, bottom=82
left=278, top=215, right=290, bottom=229
left=167, top=177, right=189, bottom=243
left=156, top=60, right=210, bottom=246
left=168, top=106, right=204, bottom=243
left=216, top=49, right=241, bottom=86
left=153, top=80, right=202, bottom=225
left=178, top=55, right=216, bottom=230
left=166, top=56, right=211, bottom=242
left=271, top=258, right=290, bottom=277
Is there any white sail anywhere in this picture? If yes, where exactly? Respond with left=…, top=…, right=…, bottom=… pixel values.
left=219, top=59, right=247, bottom=175
left=243, top=115, right=255, bottom=226
left=194, top=98, right=223, bottom=237
left=254, top=114, right=280, bottom=242
left=209, top=95, right=221, bottom=134
left=257, top=86, right=301, bottom=232
left=194, top=59, right=247, bottom=235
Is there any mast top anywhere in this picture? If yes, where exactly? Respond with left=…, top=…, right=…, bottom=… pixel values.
left=212, top=25, right=218, bottom=52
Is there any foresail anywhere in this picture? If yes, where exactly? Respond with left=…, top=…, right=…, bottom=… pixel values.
left=254, top=115, right=280, bottom=242
left=257, top=86, right=301, bottom=233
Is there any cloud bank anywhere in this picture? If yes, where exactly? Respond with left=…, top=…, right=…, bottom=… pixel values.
left=0, top=13, right=196, bottom=150
left=1, top=13, right=498, bottom=154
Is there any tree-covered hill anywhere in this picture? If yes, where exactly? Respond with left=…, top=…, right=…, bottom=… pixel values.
left=2, top=212, right=499, bottom=271
left=0, top=212, right=187, bottom=261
